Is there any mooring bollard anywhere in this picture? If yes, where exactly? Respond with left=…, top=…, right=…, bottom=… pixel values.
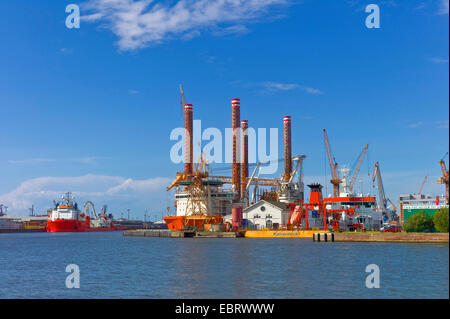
left=314, top=232, right=335, bottom=242
left=319, top=233, right=325, bottom=242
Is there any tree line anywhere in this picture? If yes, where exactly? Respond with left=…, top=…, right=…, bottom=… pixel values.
left=403, top=208, right=449, bottom=233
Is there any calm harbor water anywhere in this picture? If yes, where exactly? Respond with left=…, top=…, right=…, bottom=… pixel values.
left=0, top=231, right=448, bottom=299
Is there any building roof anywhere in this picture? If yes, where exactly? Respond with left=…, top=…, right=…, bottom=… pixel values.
left=244, top=199, right=289, bottom=213
left=265, top=200, right=290, bottom=210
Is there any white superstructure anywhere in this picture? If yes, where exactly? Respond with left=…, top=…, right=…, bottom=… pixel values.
left=49, top=193, right=84, bottom=222
left=174, top=179, right=235, bottom=217
left=325, top=169, right=383, bottom=231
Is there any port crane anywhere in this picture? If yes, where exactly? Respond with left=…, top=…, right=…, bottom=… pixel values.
left=288, top=155, right=306, bottom=185
left=372, top=162, right=396, bottom=219
left=244, top=162, right=261, bottom=207
left=180, top=84, right=187, bottom=115
left=323, top=128, right=341, bottom=197
left=349, top=143, right=369, bottom=193
left=418, top=176, right=428, bottom=195
left=437, top=152, right=449, bottom=204
left=84, top=201, right=98, bottom=219
left=0, top=204, right=7, bottom=217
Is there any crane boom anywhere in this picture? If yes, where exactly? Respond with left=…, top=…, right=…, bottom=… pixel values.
left=180, top=84, right=186, bottom=114
left=438, top=152, right=449, bottom=204
left=289, top=155, right=306, bottom=184
left=388, top=198, right=397, bottom=214
left=440, top=153, right=449, bottom=180
left=441, top=161, right=449, bottom=178
left=349, top=144, right=369, bottom=191
left=323, top=129, right=336, bottom=179
left=418, top=176, right=428, bottom=195
left=323, top=128, right=341, bottom=197
left=246, top=162, right=260, bottom=190
left=243, top=162, right=260, bottom=208
left=372, top=162, right=387, bottom=212
left=84, top=201, right=98, bottom=219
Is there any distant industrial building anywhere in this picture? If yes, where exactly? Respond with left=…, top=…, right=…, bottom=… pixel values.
left=399, top=193, right=448, bottom=223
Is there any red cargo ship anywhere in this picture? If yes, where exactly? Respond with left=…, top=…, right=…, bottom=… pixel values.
left=47, top=192, right=124, bottom=232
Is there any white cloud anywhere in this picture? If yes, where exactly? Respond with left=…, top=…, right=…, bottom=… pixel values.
left=413, top=2, right=427, bottom=11
left=0, top=174, right=172, bottom=216
left=261, top=82, right=324, bottom=94
left=430, top=57, right=449, bottom=64
left=300, top=86, right=323, bottom=95
left=128, top=89, right=140, bottom=94
left=72, top=156, right=109, bottom=165
left=405, top=120, right=449, bottom=129
left=438, top=0, right=449, bottom=14
left=81, top=12, right=105, bottom=22
left=8, top=158, right=56, bottom=164
left=211, top=24, right=250, bottom=36
left=262, top=82, right=299, bottom=91
left=81, top=0, right=290, bottom=50
left=436, top=120, right=449, bottom=129
left=105, top=177, right=171, bottom=194
left=8, top=157, right=107, bottom=165
left=407, top=121, right=424, bottom=128
left=59, top=48, right=73, bottom=54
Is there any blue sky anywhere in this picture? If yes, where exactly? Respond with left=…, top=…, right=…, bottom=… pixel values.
left=0, top=0, right=448, bottom=217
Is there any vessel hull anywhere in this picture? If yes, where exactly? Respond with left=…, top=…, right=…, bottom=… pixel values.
left=163, top=215, right=223, bottom=231
left=163, top=216, right=185, bottom=231
left=46, top=219, right=124, bottom=232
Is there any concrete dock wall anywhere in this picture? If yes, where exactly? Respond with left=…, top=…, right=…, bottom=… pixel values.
left=0, top=228, right=46, bottom=233
left=123, top=229, right=449, bottom=243
left=333, top=232, right=449, bottom=243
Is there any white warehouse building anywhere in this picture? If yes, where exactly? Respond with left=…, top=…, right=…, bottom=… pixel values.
left=224, top=200, right=291, bottom=230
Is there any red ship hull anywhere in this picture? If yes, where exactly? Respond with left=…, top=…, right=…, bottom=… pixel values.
left=46, top=219, right=125, bottom=232
left=163, top=215, right=223, bottom=231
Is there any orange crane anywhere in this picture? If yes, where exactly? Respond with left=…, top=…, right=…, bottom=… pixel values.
left=437, top=152, right=449, bottom=204
left=418, top=176, right=428, bottom=195
left=323, top=128, right=341, bottom=197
